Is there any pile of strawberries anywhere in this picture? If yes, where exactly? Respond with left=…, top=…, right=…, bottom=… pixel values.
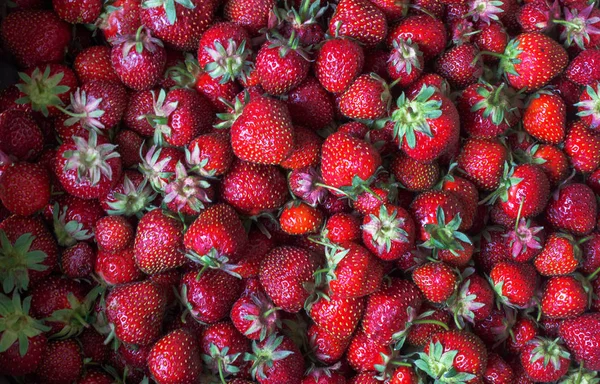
left=2, top=0, right=600, bottom=382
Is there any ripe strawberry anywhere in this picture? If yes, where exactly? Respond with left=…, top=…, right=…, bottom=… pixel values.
left=526, top=144, right=569, bottom=185
left=161, top=162, right=215, bottom=215
left=387, top=38, right=424, bottom=88
left=413, top=262, right=457, bottom=303
left=565, top=120, right=600, bottom=173
left=475, top=21, right=508, bottom=61
left=339, top=74, right=391, bottom=120
left=522, top=92, right=566, bottom=144
left=483, top=352, right=514, bottom=384
left=280, top=126, right=321, bottom=170
left=506, top=317, right=538, bottom=354
left=346, top=329, right=392, bottom=372
left=534, top=232, right=582, bottom=276
left=219, top=95, right=294, bottom=165
left=186, top=131, right=233, bottom=177
left=583, top=233, right=600, bottom=274
left=0, top=110, right=44, bottom=161
left=440, top=172, right=479, bottom=231
left=559, top=313, right=600, bottom=370
left=566, top=48, right=600, bottom=86
left=97, top=0, right=141, bottom=42
left=489, top=261, right=536, bottom=308
left=110, top=27, right=167, bottom=91
left=387, top=15, right=447, bottom=60
left=0, top=293, right=49, bottom=376
left=491, top=164, right=550, bottom=220
left=77, top=369, right=114, bottom=384
left=134, top=209, right=186, bottom=274
left=328, top=0, right=388, bottom=47
left=315, top=37, right=364, bottom=94
left=457, top=138, right=508, bottom=190
left=224, top=0, right=275, bottom=35
left=285, top=77, right=334, bottom=131
left=255, top=36, right=310, bottom=95
left=221, top=159, right=288, bottom=216
left=49, top=195, right=103, bottom=247
left=498, top=32, right=568, bottom=91
left=308, top=322, right=351, bottom=364
left=101, top=170, right=157, bottom=217
left=390, top=154, right=439, bottom=192
left=140, top=0, right=215, bottom=51
left=435, top=43, right=483, bottom=89
left=35, top=339, right=83, bottom=384
left=0, top=10, right=71, bottom=68
left=94, top=215, right=133, bottom=253
left=147, top=329, right=202, bottom=384
left=546, top=183, right=597, bottom=236
left=0, top=215, right=58, bottom=293
left=61, top=242, right=95, bottom=279
left=416, top=330, right=487, bottom=383
left=448, top=272, right=494, bottom=327
left=406, top=306, right=451, bottom=347
left=324, top=213, right=361, bottom=244
left=279, top=201, right=324, bottom=235
left=96, top=247, right=143, bottom=285
left=114, top=130, right=144, bottom=169
left=123, top=90, right=156, bottom=136
left=309, top=290, right=365, bottom=340
left=0, top=162, right=50, bottom=217
left=517, top=0, right=560, bottom=33
left=244, top=334, right=305, bottom=384
left=362, top=204, right=416, bottom=261
left=105, top=280, right=167, bottom=346
left=181, top=268, right=243, bottom=324
left=576, top=82, right=600, bottom=131
left=410, top=190, right=462, bottom=241
left=53, top=0, right=102, bottom=23
left=388, top=86, right=460, bottom=163
left=200, top=322, right=250, bottom=379
left=520, top=338, right=570, bottom=382
left=321, top=131, right=382, bottom=198
left=541, top=275, right=587, bottom=319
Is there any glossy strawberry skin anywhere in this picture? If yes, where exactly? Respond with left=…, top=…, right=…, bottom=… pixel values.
left=546, top=183, right=597, bottom=236
left=559, top=313, right=600, bottom=370
left=315, top=38, right=364, bottom=94
left=147, top=329, right=202, bottom=384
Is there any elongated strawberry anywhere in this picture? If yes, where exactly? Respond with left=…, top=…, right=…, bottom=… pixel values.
left=147, top=329, right=202, bottom=384
left=546, top=183, right=597, bottom=236
left=315, top=37, right=364, bottom=94
left=523, top=91, right=566, bottom=144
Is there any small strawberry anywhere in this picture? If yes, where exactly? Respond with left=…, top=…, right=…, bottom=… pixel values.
left=339, top=74, right=391, bottom=120
left=520, top=338, right=570, bottom=382
left=412, top=262, right=457, bottom=303
left=61, top=242, right=95, bottom=279
left=328, top=0, right=388, bottom=47
left=280, top=126, right=321, bottom=170
left=534, top=232, right=584, bottom=276
left=74, top=46, right=119, bottom=84
left=546, top=183, right=597, bottom=236
left=556, top=4, right=600, bottom=50
left=288, top=167, right=328, bottom=207
left=97, top=0, right=142, bottom=42
left=522, top=91, right=566, bottom=144
left=387, top=38, right=424, bottom=88
left=0, top=162, right=50, bottom=217
left=94, top=215, right=133, bottom=253
left=448, top=271, right=494, bottom=327
left=95, top=247, right=143, bottom=285
left=309, top=323, right=351, bottom=365
left=279, top=201, right=324, bottom=235
left=200, top=322, right=250, bottom=380
left=147, top=329, right=202, bottom=384
left=541, top=275, right=587, bottom=319
left=566, top=48, right=600, bottom=86
left=391, top=154, right=440, bottom=192
left=285, top=77, right=335, bottom=131
left=435, top=43, right=483, bottom=89
left=315, top=37, right=364, bottom=94
left=186, top=131, right=233, bottom=177
left=35, top=339, right=83, bottom=384
left=346, top=329, right=392, bottom=372
left=525, top=144, right=569, bottom=185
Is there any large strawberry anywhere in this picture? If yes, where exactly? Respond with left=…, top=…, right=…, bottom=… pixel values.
left=315, top=37, right=364, bottom=94
left=546, top=183, right=597, bottom=236
left=540, top=275, right=587, bottom=319
left=523, top=91, right=566, bottom=144
left=559, top=313, right=600, bottom=370
left=0, top=162, right=50, bottom=217
left=564, top=120, right=600, bottom=173
left=147, top=329, right=202, bottom=384
left=520, top=338, right=570, bottom=382
left=489, top=261, right=537, bottom=308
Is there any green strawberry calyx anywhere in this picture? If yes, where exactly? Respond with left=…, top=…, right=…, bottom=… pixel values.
left=163, top=161, right=212, bottom=214
left=528, top=337, right=570, bottom=370
left=362, top=204, right=409, bottom=254
left=0, top=231, right=48, bottom=294
left=15, top=65, right=71, bottom=117
left=415, top=341, right=477, bottom=383
left=244, top=334, right=294, bottom=380
left=142, top=0, right=195, bottom=25
left=575, top=83, right=600, bottom=129
left=52, top=203, right=93, bottom=248
left=422, top=206, right=471, bottom=256
left=204, top=39, right=254, bottom=84
left=63, top=131, right=120, bottom=186
left=0, top=293, right=50, bottom=357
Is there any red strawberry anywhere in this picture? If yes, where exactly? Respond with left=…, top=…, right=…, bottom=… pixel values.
left=77, top=369, right=114, bottom=384
left=123, top=90, right=157, bottom=136
left=346, top=329, right=392, bottom=372
left=94, top=215, right=133, bottom=253
left=96, top=247, right=143, bottom=285
left=0, top=110, right=44, bottom=161
left=61, top=242, right=95, bottom=279
left=245, top=334, right=305, bottom=384
left=280, top=126, right=321, bottom=170
left=557, top=4, right=600, bottom=50
left=220, top=159, right=288, bottom=216
left=279, top=201, right=324, bottom=235
left=309, top=290, right=365, bottom=340
left=52, top=0, right=102, bottom=23
left=517, top=0, right=560, bottom=33
left=361, top=204, right=416, bottom=261
left=435, top=43, right=483, bottom=89
left=0, top=10, right=71, bottom=68
left=520, top=338, right=570, bottom=382
left=526, top=144, right=569, bottom=185
left=566, top=48, right=600, bottom=86
left=328, top=0, right=388, bottom=47
left=457, top=138, right=508, bottom=190
left=49, top=195, right=103, bottom=247
left=576, top=82, right=600, bottom=130
left=140, top=0, right=215, bottom=51
left=224, top=0, right=275, bottom=35
left=410, top=190, right=462, bottom=241
left=523, top=92, right=566, bottom=144
left=388, top=86, right=460, bottom=163
left=483, top=352, right=514, bottom=384
left=0, top=162, right=50, bottom=217
left=546, top=183, right=597, bottom=236
left=413, top=262, right=457, bottom=303
left=339, top=74, right=391, bottom=120
left=97, top=0, right=141, bottom=42
left=534, top=232, right=584, bottom=276
left=181, top=268, right=243, bottom=324
left=101, top=170, right=157, bottom=217
left=147, top=329, right=202, bottom=384
left=498, top=32, right=568, bottom=91
left=448, top=271, right=494, bottom=326
left=541, top=275, right=587, bottom=319
left=407, top=306, right=451, bottom=347
left=564, top=120, right=600, bottom=173
left=315, top=37, right=364, bottom=94
left=105, top=280, right=167, bottom=346
left=35, top=339, right=82, bottom=384
left=286, top=77, right=335, bottom=131
left=492, top=164, right=550, bottom=220
left=200, top=322, right=250, bottom=379
left=186, top=131, right=233, bottom=177
left=489, top=261, right=536, bottom=308
left=309, top=323, right=351, bottom=365
left=506, top=317, right=538, bottom=354
left=475, top=21, right=508, bottom=60
left=559, top=313, right=600, bottom=370
left=416, top=330, right=487, bottom=383
left=134, top=209, right=186, bottom=274
left=231, top=288, right=280, bottom=341
left=255, top=36, right=310, bottom=95
left=387, top=38, right=424, bottom=88
left=387, top=15, right=447, bottom=60
left=110, top=27, right=167, bottom=91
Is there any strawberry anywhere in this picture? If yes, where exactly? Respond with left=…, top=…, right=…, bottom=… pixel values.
left=406, top=306, right=451, bottom=347
left=328, top=0, right=388, bottom=47
left=520, top=338, right=570, bottom=382
left=184, top=203, right=248, bottom=270
left=94, top=215, right=133, bottom=252
left=526, top=144, right=569, bottom=185
left=137, top=146, right=182, bottom=191
left=559, top=313, right=600, bottom=370
left=388, top=86, right=460, bottom=163
left=110, top=27, right=167, bottom=91
left=361, top=278, right=423, bottom=345
left=55, top=131, right=122, bottom=199
left=416, top=330, right=487, bottom=383
left=391, top=154, right=440, bottom=192
left=435, top=43, right=483, bottom=89
left=0, top=293, right=49, bottom=376
left=448, top=271, right=494, bottom=326
left=224, top=0, right=275, bottom=35
left=114, top=130, right=144, bottom=169
left=105, top=280, right=167, bottom=346
left=279, top=201, right=324, bottom=235
left=387, top=15, right=447, bottom=61
left=475, top=21, right=508, bottom=61
left=101, top=171, right=157, bottom=217
left=440, top=172, right=479, bottom=231
left=498, top=32, right=568, bottom=91
left=546, top=183, right=597, bottom=235
left=286, top=77, right=335, bottom=131
left=280, top=126, right=321, bottom=170
left=576, top=82, right=600, bottom=130
left=324, top=213, right=361, bottom=244
left=231, top=287, right=280, bottom=341
left=362, top=204, right=416, bottom=261
left=77, top=369, right=114, bottom=384
left=61, top=242, right=95, bottom=279
left=97, top=0, right=142, bottom=42
left=339, top=74, right=391, bottom=120
left=506, top=317, right=538, bottom=354
left=517, top=0, right=560, bottom=33
left=0, top=110, right=44, bottom=161
left=489, top=261, right=536, bottom=308
left=315, top=37, right=364, bottom=94
left=583, top=233, right=600, bottom=274
left=346, top=329, right=392, bottom=372
left=0, top=215, right=58, bottom=293
left=200, top=322, right=250, bottom=379
left=96, top=247, right=143, bottom=285
left=387, top=38, right=424, bottom=88
left=123, top=90, right=157, bottom=136
left=566, top=48, right=600, bottom=86
left=309, top=323, right=351, bottom=364
left=541, top=275, right=587, bottom=319
left=534, top=232, right=583, bottom=276
left=564, top=120, right=600, bottom=173
left=557, top=4, right=600, bottom=50
left=502, top=217, right=544, bottom=263
left=35, top=339, right=83, bottom=384
left=410, top=190, right=462, bottom=241
left=308, top=290, right=365, bottom=340
left=0, top=162, right=50, bottom=217
left=320, top=131, right=382, bottom=198
left=244, top=334, right=305, bottom=384
left=456, top=81, right=521, bottom=139
left=53, top=0, right=102, bottom=24
left=197, top=21, right=253, bottom=84
left=140, top=0, right=215, bottom=51
left=15, top=64, right=78, bottom=117
left=147, top=329, right=202, bottom=384
left=161, top=161, right=215, bottom=215
left=220, top=159, right=288, bottom=216
left=522, top=92, right=566, bottom=144
left=457, top=138, right=508, bottom=190
left=0, top=10, right=71, bottom=68
left=255, top=35, right=310, bottom=95
left=49, top=195, right=103, bottom=247
left=412, top=262, right=457, bottom=303
left=134, top=209, right=186, bottom=274
left=181, top=268, right=243, bottom=324
left=186, top=131, right=233, bottom=177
